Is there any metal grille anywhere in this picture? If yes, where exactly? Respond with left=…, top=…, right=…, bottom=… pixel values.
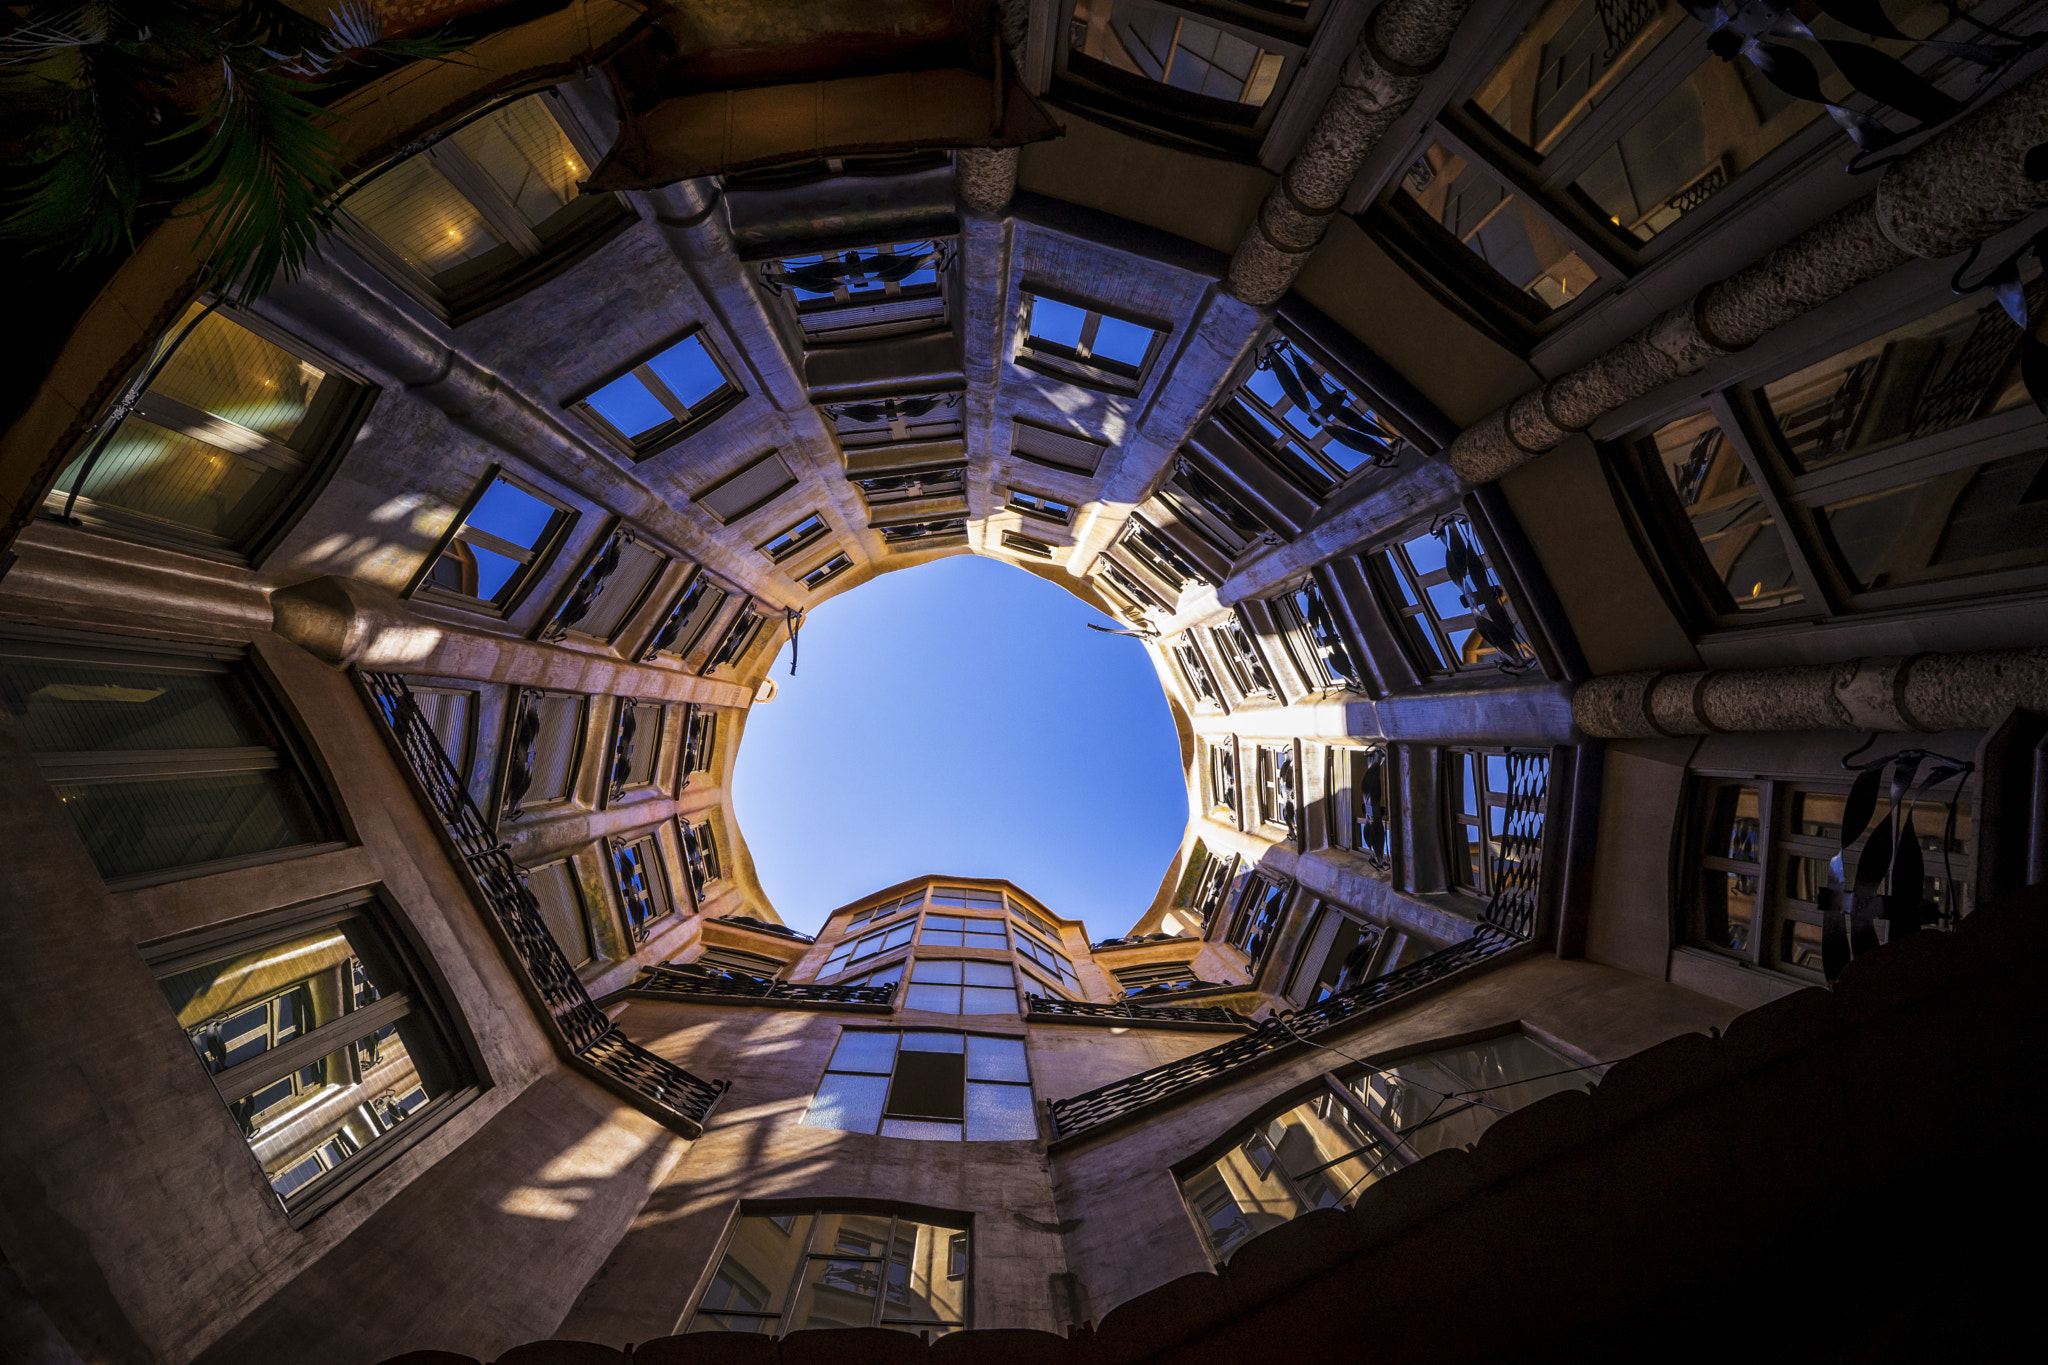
left=1595, top=0, right=1658, bottom=61
left=632, top=963, right=893, bottom=1007
left=360, top=671, right=728, bottom=1134
left=1025, top=995, right=1244, bottom=1027
left=1045, top=929, right=1520, bottom=1138
left=1484, top=751, right=1549, bottom=939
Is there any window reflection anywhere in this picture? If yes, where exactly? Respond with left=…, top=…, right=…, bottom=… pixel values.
left=1070, top=0, right=1285, bottom=108
left=1641, top=411, right=1803, bottom=612
left=1400, top=142, right=1597, bottom=310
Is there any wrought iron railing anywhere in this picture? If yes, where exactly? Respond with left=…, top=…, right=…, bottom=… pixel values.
left=360, top=671, right=729, bottom=1136
left=1483, top=751, right=1549, bottom=940
left=1045, top=928, right=1521, bottom=1139
left=631, top=963, right=895, bottom=1007
left=715, top=914, right=815, bottom=943
left=1026, top=995, right=1244, bottom=1027
left=1090, top=931, right=1193, bottom=951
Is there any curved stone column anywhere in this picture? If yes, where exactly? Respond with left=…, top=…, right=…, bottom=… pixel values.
left=1450, top=69, right=2048, bottom=485
left=957, top=146, right=1022, bottom=214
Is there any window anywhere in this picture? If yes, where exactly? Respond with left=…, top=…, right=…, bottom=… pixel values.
left=1056, top=0, right=1309, bottom=155
left=1172, top=637, right=1222, bottom=708
left=1180, top=1090, right=1394, bottom=1261
left=1158, top=458, right=1268, bottom=558
left=931, top=887, right=1004, bottom=912
left=696, top=452, right=799, bottom=525
left=1224, top=336, right=1407, bottom=495
left=1209, top=617, right=1274, bottom=699
left=1255, top=743, right=1296, bottom=835
left=825, top=393, right=964, bottom=448
left=762, top=239, right=952, bottom=344
left=1686, top=774, right=1973, bottom=981
left=1275, top=577, right=1361, bottom=691
left=907, top=960, right=1018, bottom=1014
left=999, top=530, right=1055, bottom=559
left=1007, top=901, right=1064, bottom=943
left=694, top=944, right=787, bottom=978
left=1007, top=489, right=1074, bottom=524
left=417, top=469, right=575, bottom=615
left=796, top=552, right=853, bottom=590
left=1186, top=846, right=1240, bottom=935
left=1224, top=873, right=1288, bottom=973
left=880, top=517, right=970, bottom=548
left=1010, top=418, right=1108, bottom=476
left=852, top=464, right=967, bottom=509
left=541, top=526, right=669, bottom=644
left=1328, top=744, right=1392, bottom=868
left=409, top=686, right=476, bottom=782
left=838, top=960, right=908, bottom=994
left=1367, top=517, right=1535, bottom=676
left=0, top=637, right=336, bottom=884
left=47, top=303, right=367, bottom=556
left=337, top=93, right=623, bottom=318
left=844, top=890, right=926, bottom=933
left=1445, top=749, right=1545, bottom=898
left=149, top=898, right=471, bottom=1218
left=687, top=1208, right=969, bottom=1335
left=1391, top=138, right=1602, bottom=318
left=1014, top=932, right=1082, bottom=991
left=820, top=920, right=918, bottom=977
left=569, top=328, right=742, bottom=460
left=681, top=818, right=723, bottom=903
left=642, top=575, right=728, bottom=663
left=704, top=604, right=765, bottom=672
left=608, top=699, right=662, bottom=798
left=801, top=1029, right=1035, bottom=1141
left=920, top=916, right=1008, bottom=950
left=612, top=833, right=674, bottom=944
left=1122, top=518, right=1209, bottom=589
left=1181, top=1033, right=1593, bottom=1260
left=679, top=707, right=718, bottom=785
left=1209, top=741, right=1239, bottom=817
left=1016, top=292, right=1165, bottom=391
left=502, top=690, right=584, bottom=819
left=1283, top=905, right=1381, bottom=1006
left=524, top=857, right=596, bottom=969
left=760, top=513, right=829, bottom=562
left=1099, top=558, right=1170, bottom=616
left=1113, top=960, right=1202, bottom=994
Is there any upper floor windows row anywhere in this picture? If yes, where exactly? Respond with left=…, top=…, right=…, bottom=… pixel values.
left=802, top=1028, right=1036, bottom=1142
left=762, top=239, right=954, bottom=345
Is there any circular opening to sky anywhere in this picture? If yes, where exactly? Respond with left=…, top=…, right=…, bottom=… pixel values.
left=732, top=556, right=1186, bottom=938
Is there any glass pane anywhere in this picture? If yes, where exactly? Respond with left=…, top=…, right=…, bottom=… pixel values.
left=1181, top=1140, right=1303, bottom=1260
left=1090, top=316, right=1154, bottom=367
left=802, top=1073, right=889, bottom=1134
left=1027, top=297, right=1087, bottom=349
left=647, top=333, right=728, bottom=410
left=904, top=984, right=959, bottom=1012
left=0, top=658, right=253, bottom=752
left=827, top=1030, right=899, bottom=1074
left=1760, top=292, right=2035, bottom=473
left=965, top=1035, right=1028, bottom=1082
left=792, top=1257, right=880, bottom=1330
left=1779, top=917, right=1825, bottom=973
left=898, top=1030, right=964, bottom=1053
left=64, top=418, right=295, bottom=540
left=1469, top=0, right=1680, bottom=154
left=149, top=308, right=327, bottom=444
left=961, top=961, right=1013, bottom=987
left=1929, top=448, right=2048, bottom=572
left=52, top=770, right=321, bottom=880
left=1072, top=0, right=1283, bottom=106
left=702, top=1214, right=811, bottom=1317
left=466, top=477, right=557, bottom=551
left=883, top=1220, right=968, bottom=1323
left=1642, top=411, right=1802, bottom=610
left=343, top=154, right=506, bottom=279
left=586, top=371, right=672, bottom=438
left=961, top=987, right=1016, bottom=1014
left=1823, top=451, right=2048, bottom=592
left=447, top=96, right=585, bottom=229
left=1400, top=142, right=1597, bottom=311
left=687, top=1312, right=778, bottom=1334
left=526, top=696, right=581, bottom=802
left=911, top=960, right=963, bottom=983
left=877, top=1118, right=962, bottom=1141
left=964, top=1082, right=1036, bottom=1139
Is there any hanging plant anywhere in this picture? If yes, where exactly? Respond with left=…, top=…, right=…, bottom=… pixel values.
left=0, top=2, right=463, bottom=299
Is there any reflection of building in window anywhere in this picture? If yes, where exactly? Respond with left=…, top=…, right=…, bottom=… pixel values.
left=1180, top=1033, right=1595, bottom=1261
left=0, top=639, right=334, bottom=884
left=1445, top=750, right=1550, bottom=934
left=1225, top=873, right=1288, bottom=974
left=1327, top=744, right=1391, bottom=868
left=906, top=960, right=1018, bottom=1014
left=48, top=304, right=368, bottom=555
left=1255, top=743, right=1295, bottom=834
left=1398, top=141, right=1597, bottom=312
left=150, top=904, right=467, bottom=1213
left=801, top=1029, right=1036, bottom=1141
left=688, top=1209, right=969, bottom=1335
left=1072, top=0, right=1284, bottom=106
left=1634, top=411, right=1804, bottom=615
left=421, top=471, right=575, bottom=614
left=1014, top=932, right=1082, bottom=991
left=1283, top=904, right=1382, bottom=1006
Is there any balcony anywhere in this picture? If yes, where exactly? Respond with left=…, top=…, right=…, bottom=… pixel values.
left=1024, top=994, right=1247, bottom=1031
left=630, top=963, right=895, bottom=1012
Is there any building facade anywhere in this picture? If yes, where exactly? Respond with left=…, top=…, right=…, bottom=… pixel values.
left=2, top=1, right=2045, bottom=1361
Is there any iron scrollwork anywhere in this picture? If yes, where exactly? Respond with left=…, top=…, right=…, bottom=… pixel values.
left=1434, top=514, right=1538, bottom=674
left=541, top=526, right=633, bottom=642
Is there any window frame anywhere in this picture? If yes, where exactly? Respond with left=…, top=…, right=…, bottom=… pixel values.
left=759, top=512, right=831, bottom=563
left=681, top=816, right=724, bottom=905
left=824, top=392, right=965, bottom=449
left=142, top=888, right=481, bottom=1227
left=761, top=238, right=957, bottom=345
left=1006, top=488, right=1075, bottom=525
left=1326, top=742, right=1394, bottom=870
left=695, top=452, right=801, bottom=526
left=522, top=853, right=600, bottom=970
left=496, top=686, right=588, bottom=823
left=801, top=1026, right=1038, bottom=1143
left=999, top=530, right=1056, bottom=559
left=1254, top=742, right=1297, bottom=837
left=538, top=523, right=673, bottom=646
left=610, top=829, right=676, bottom=945
left=1364, top=513, right=1537, bottom=679
left=410, top=465, right=579, bottom=619
left=604, top=697, right=665, bottom=804
left=1208, top=738, right=1240, bottom=820
left=795, top=551, right=854, bottom=591
left=566, top=324, right=745, bottom=461
left=904, top=957, right=1022, bottom=1015
left=1014, top=287, right=1169, bottom=394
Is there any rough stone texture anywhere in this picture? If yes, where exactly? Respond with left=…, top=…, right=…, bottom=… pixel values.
left=1697, top=664, right=1852, bottom=734
left=1571, top=673, right=1660, bottom=740
left=1899, top=646, right=2048, bottom=730
left=1645, top=672, right=1711, bottom=736
left=1695, top=199, right=1911, bottom=350
left=1227, top=231, right=1319, bottom=309
left=1546, top=305, right=1730, bottom=434
left=958, top=146, right=1022, bottom=214
left=1876, top=67, right=2048, bottom=260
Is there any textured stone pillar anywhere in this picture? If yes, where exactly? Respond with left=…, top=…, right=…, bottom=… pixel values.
left=957, top=146, right=1021, bottom=214
left=1227, top=0, right=1474, bottom=306
left=1450, top=68, right=2048, bottom=485
left=1572, top=648, right=2048, bottom=738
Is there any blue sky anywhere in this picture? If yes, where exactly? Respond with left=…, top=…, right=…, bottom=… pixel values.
left=731, top=554, right=1185, bottom=938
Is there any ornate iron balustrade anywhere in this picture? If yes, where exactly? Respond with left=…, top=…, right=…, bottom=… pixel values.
left=632, top=962, right=895, bottom=1008
left=716, top=914, right=814, bottom=943
left=1484, top=751, right=1549, bottom=940
left=1026, top=995, right=1244, bottom=1027
left=1046, top=928, right=1521, bottom=1139
left=360, top=671, right=729, bottom=1136
left=1090, top=931, right=1192, bottom=951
